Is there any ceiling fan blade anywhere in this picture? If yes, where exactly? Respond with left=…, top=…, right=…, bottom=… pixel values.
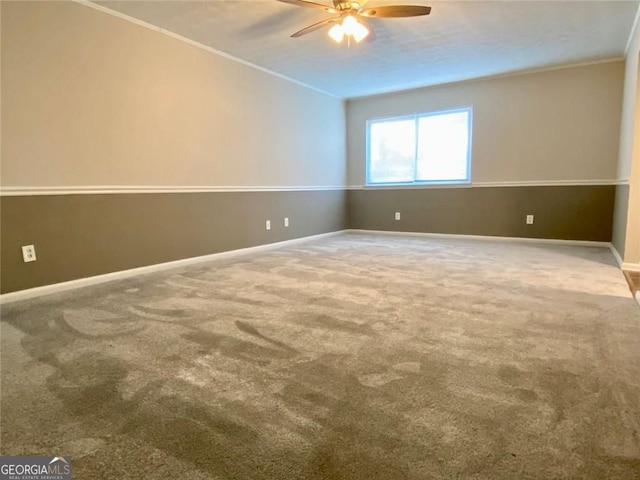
left=291, top=17, right=339, bottom=37
left=359, top=5, right=431, bottom=17
left=277, top=0, right=336, bottom=13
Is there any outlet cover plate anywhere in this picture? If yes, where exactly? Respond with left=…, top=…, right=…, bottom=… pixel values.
left=266, top=220, right=271, bottom=231
left=22, top=245, right=36, bottom=262
left=284, top=217, right=289, bottom=227
left=526, top=215, right=534, bottom=225
left=395, top=212, right=401, bottom=221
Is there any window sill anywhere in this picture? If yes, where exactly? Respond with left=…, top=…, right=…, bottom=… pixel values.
left=362, top=182, right=472, bottom=190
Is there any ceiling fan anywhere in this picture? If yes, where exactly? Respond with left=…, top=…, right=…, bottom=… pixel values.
left=277, top=0, right=431, bottom=44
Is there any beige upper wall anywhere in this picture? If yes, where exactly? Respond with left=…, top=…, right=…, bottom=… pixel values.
left=347, top=61, right=624, bottom=186
left=620, top=10, right=640, bottom=264
left=625, top=74, right=640, bottom=264
left=1, top=1, right=346, bottom=188
left=618, top=11, right=640, bottom=181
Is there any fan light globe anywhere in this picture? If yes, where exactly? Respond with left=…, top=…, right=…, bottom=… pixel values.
left=342, top=15, right=358, bottom=33
left=328, top=24, right=345, bottom=43
left=328, top=15, right=369, bottom=44
left=352, top=21, right=369, bottom=42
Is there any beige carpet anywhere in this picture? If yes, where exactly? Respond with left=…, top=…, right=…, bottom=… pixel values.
left=2, top=233, right=640, bottom=479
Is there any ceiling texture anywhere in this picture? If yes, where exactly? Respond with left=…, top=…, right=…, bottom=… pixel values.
left=93, top=0, right=639, bottom=98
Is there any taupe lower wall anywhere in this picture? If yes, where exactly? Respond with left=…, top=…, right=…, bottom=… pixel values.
left=1, top=190, right=346, bottom=294
left=612, top=184, right=629, bottom=258
left=2, top=185, right=619, bottom=295
left=348, top=185, right=615, bottom=242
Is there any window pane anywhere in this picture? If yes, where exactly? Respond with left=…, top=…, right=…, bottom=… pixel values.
left=416, top=111, right=469, bottom=182
left=368, top=119, right=415, bottom=183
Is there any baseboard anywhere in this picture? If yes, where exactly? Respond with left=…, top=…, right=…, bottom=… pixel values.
left=608, top=246, right=640, bottom=274
left=0, top=230, right=346, bottom=305
left=609, top=245, right=640, bottom=272
left=347, top=229, right=611, bottom=248
left=1, top=229, right=623, bottom=305
left=610, top=244, right=624, bottom=268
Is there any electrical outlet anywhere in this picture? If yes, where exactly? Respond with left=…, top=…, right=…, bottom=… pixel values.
left=395, top=212, right=401, bottom=221
left=284, top=217, right=289, bottom=227
left=526, top=215, right=534, bottom=225
left=22, top=245, right=36, bottom=262
left=266, top=220, right=271, bottom=231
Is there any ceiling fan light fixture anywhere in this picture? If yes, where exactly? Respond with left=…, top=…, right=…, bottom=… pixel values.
left=328, top=23, right=345, bottom=43
left=352, top=21, right=369, bottom=42
left=328, top=15, right=368, bottom=43
left=280, top=0, right=431, bottom=43
left=341, top=15, right=358, bottom=33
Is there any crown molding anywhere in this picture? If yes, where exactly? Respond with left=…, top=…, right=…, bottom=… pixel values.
left=73, top=0, right=343, bottom=100
left=347, top=57, right=625, bottom=101
left=625, top=2, right=640, bottom=55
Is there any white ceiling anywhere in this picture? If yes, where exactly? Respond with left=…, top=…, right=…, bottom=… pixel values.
left=93, top=0, right=639, bottom=98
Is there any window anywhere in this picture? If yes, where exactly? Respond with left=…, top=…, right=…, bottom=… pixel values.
left=366, top=107, right=472, bottom=185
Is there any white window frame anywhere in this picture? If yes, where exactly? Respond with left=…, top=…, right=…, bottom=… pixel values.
left=365, top=106, right=473, bottom=186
